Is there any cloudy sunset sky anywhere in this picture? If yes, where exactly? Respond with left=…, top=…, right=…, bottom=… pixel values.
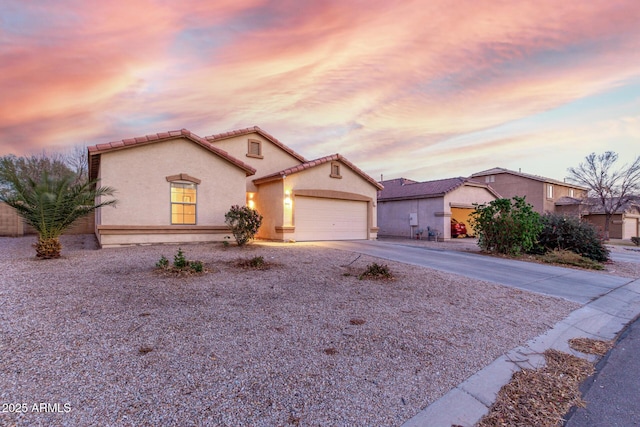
left=2, top=0, right=639, bottom=182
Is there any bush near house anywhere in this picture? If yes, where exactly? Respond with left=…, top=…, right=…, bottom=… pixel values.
left=534, top=213, right=609, bottom=262
left=632, top=237, right=640, bottom=246
left=224, top=205, right=263, bottom=246
left=470, top=197, right=543, bottom=256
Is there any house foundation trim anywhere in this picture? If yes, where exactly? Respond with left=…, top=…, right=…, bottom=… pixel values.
left=97, top=225, right=229, bottom=235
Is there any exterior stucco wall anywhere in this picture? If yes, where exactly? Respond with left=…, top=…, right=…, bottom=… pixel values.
left=484, top=174, right=545, bottom=212
left=255, top=160, right=379, bottom=241
left=445, top=185, right=497, bottom=207
left=377, top=197, right=445, bottom=239
left=95, top=137, right=247, bottom=246
left=252, top=179, right=286, bottom=240
left=481, top=173, right=587, bottom=214
left=284, top=161, right=379, bottom=240
left=210, top=134, right=302, bottom=191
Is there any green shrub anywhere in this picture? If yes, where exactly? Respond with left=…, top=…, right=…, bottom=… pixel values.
left=632, top=236, right=640, bottom=246
left=359, top=263, right=392, bottom=280
left=224, top=205, right=263, bottom=246
left=470, top=197, right=543, bottom=256
left=249, top=256, right=265, bottom=268
left=156, top=249, right=205, bottom=274
left=189, top=260, right=204, bottom=273
left=156, top=255, right=169, bottom=269
left=535, top=214, right=609, bottom=262
left=173, top=247, right=187, bottom=268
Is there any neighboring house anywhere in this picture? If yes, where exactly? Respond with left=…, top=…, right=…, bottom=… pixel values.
left=578, top=197, right=640, bottom=239
left=470, top=167, right=588, bottom=214
left=88, top=127, right=382, bottom=247
left=377, top=177, right=499, bottom=240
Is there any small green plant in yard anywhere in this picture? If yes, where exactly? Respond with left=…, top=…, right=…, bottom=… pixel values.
left=222, top=236, right=231, bottom=247
left=249, top=256, right=265, bottom=268
left=155, top=255, right=169, bottom=269
left=359, top=263, right=393, bottom=280
left=632, top=237, right=640, bottom=246
left=190, top=260, right=204, bottom=273
left=536, top=249, right=604, bottom=270
left=174, top=247, right=187, bottom=268
left=156, top=248, right=205, bottom=274
left=234, top=255, right=273, bottom=270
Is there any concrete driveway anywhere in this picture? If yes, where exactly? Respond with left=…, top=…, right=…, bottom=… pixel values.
left=313, top=240, right=633, bottom=304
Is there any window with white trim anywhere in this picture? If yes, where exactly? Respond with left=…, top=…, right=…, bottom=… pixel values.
left=171, top=182, right=197, bottom=224
left=547, top=184, right=553, bottom=199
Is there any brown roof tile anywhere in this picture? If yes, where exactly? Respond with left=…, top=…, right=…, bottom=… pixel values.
left=253, top=153, right=383, bottom=190
left=378, top=177, right=496, bottom=200
left=88, top=129, right=256, bottom=180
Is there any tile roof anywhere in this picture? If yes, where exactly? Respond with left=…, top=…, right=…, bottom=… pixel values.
left=205, top=126, right=307, bottom=163
left=88, top=129, right=257, bottom=180
left=471, top=167, right=588, bottom=190
left=252, top=153, right=384, bottom=190
left=378, top=177, right=497, bottom=200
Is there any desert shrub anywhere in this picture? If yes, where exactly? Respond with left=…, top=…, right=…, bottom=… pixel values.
left=155, top=255, right=169, bottom=269
left=248, top=256, right=265, bottom=268
left=535, top=213, right=609, bottom=262
left=470, top=197, right=543, bottom=256
left=224, top=205, right=263, bottom=246
left=632, top=236, right=640, bottom=246
left=537, top=249, right=604, bottom=270
left=359, top=263, right=392, bottom=280
left=156, top=249, right=204, bottom=274
left=173, top=247, right=187, bottom=268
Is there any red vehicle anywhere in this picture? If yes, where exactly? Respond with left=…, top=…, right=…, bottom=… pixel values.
left=451, top=218, right=467, bottom=238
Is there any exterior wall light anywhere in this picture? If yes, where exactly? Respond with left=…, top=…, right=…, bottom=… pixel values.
left=284, top=190, right=292, bottom=206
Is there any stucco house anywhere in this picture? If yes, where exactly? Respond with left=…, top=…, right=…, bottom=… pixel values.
left=377, top=177, right=499, bottom=240
left=470, top=167, right=588, bottom=214
left=88, top=127, right=382, bottom=247
left=558, top=196, right=640, bottom=240
left=205, top=127, right=382, bottom=242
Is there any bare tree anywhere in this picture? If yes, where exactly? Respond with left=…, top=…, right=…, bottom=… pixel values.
left=567, top=151, right=640, bottom=240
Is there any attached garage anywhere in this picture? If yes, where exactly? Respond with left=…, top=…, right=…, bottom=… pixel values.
left=294, top=196, right=368, bottom=241
left=623, top=216, right=639, bottom=239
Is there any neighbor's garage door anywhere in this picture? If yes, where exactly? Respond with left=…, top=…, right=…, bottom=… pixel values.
left=294, top=196, right=367, bottom=241
left=623, top=217, right=639, bottom=239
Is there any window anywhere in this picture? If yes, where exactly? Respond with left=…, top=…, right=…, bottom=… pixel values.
left=330, top=162, right=342, bottom=178
left=547, top=184, right=553, bottom=199
left=247, top=139, right=263, bottom=158
left=171, top=182, right=197, bottom=224
left=485, top=175, right=495, bottom=183
left=569, top=188, right=574, bottom=197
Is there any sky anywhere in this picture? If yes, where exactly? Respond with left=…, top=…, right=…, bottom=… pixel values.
left=1, top=0, right=639, bottom=182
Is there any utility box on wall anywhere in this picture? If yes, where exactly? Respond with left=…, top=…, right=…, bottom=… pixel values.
left=409, top=213, right=418, bottom=226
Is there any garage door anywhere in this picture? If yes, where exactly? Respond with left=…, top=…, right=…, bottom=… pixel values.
left=623, top=217, right=639, bottom=239
left=294, top=196, right=367, bottom=241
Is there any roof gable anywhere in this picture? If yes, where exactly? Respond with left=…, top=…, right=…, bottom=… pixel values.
left=252, top=153, right=383, bottom=190
left=205, top=126, right=307, bottom=164
left=88, top=129, right=257, bottom=180
left=378, top=177, right=498, bottom=200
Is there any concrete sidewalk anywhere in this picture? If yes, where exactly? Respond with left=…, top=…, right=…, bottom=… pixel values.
left=401, top=277, right=640, bottom=426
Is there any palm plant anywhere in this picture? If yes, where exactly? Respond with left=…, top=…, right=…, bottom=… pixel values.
left=0, top=170, right=116, bottom=258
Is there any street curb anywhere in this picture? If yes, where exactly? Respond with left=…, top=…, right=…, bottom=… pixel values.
left=401, top=278, right=640, bottom=427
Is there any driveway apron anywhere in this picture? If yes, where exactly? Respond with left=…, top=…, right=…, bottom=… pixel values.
left=313, top=240, right=631, bottom=304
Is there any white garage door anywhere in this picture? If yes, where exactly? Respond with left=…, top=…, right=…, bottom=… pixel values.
left=295, top=196, right=367, bottom=241
left=623, top=217, right=639, bottom=239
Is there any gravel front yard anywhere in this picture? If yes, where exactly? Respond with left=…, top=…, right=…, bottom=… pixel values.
left=1, top=235, right=579, bottom=426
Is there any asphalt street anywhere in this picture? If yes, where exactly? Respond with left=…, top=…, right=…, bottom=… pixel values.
left=313, top=240, right=632, bottom=304
left=565, top=315, right=640, bottom=426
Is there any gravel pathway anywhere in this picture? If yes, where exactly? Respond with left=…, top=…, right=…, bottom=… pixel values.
left=1, top=235, right=578, bottom=426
